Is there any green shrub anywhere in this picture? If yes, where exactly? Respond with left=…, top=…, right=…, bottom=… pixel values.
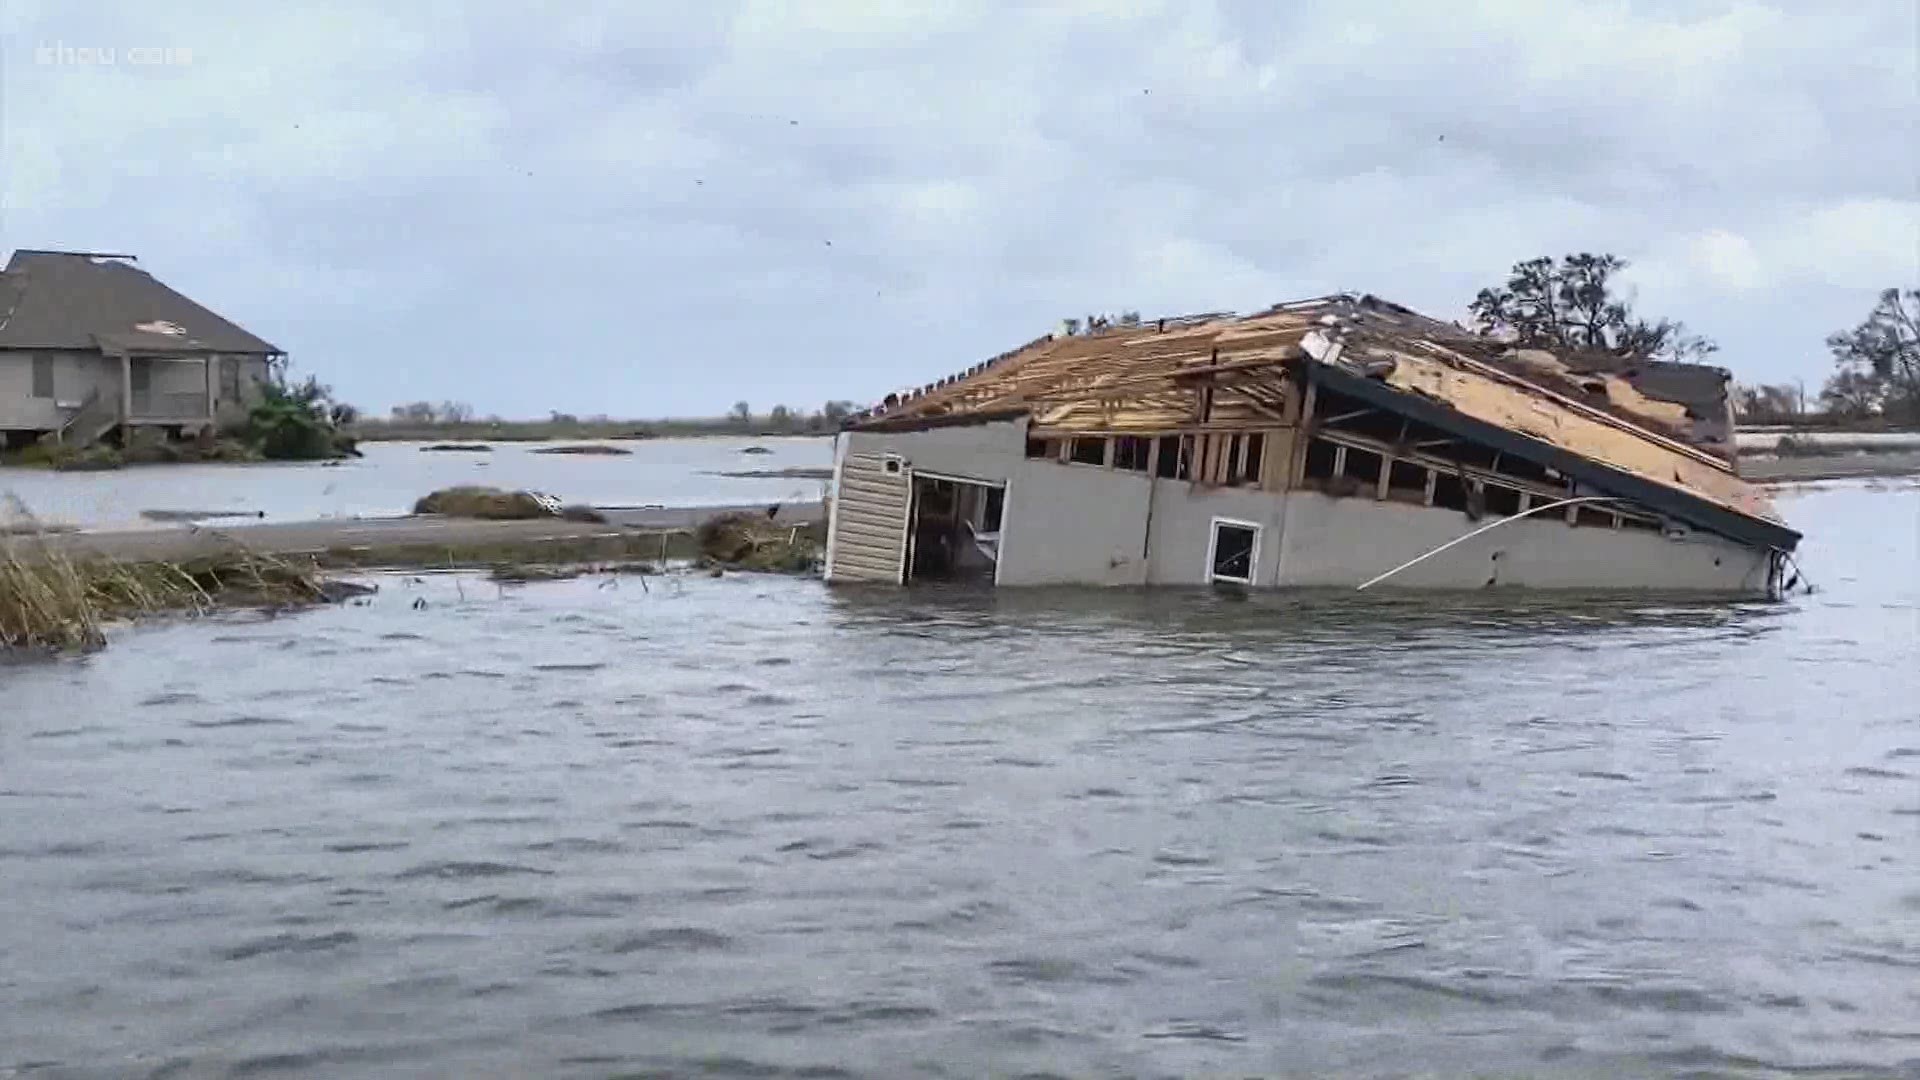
left=244, top=376, right=348, bottom=461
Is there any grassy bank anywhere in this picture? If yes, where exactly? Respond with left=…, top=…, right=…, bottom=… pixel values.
left=1, top=536, right=343, bottom=652
left=311, top=517, right=827, bottom=578
left=3, top=497, right=828, bottom=652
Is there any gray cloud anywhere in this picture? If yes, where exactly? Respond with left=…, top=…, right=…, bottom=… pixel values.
left=3, top=1, right=1915, bottom=416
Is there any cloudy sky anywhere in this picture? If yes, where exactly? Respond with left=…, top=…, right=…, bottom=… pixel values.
left=3, top=2, right=1915, bottom=419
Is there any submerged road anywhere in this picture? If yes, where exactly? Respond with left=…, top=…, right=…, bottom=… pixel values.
left=35, top=501, right=826, bottom=564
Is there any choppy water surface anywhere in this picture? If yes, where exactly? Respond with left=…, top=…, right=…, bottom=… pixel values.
left=2, top=483, right=1916, bottom=1078
left=0, top=436, right=831, bottom=530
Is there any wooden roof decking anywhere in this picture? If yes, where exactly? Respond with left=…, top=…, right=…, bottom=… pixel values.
left=849, top=294, right=1794, bottom=544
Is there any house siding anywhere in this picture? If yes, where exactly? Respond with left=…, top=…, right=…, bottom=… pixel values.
left=0, top=349, right=122, bottom=432
left=213, top=355, right=274, bottom=428
left=1, top=349, right=271, bottom=434
left=0, top=352, right=57, bottom=430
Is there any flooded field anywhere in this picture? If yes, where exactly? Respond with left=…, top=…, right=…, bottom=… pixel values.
left=2, top=482, right=1916, bottom=1077
left=0, top=436, right=833, bottom=531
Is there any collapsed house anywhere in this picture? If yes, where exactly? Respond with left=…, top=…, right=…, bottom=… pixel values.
left=822, top=294, right=1802, bottom=594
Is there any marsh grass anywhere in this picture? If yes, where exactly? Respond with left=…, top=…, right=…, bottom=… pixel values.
left=1, top=497, right=335, bottom=652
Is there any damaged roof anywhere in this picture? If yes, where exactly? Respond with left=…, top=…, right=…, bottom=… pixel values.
left=0, top=249, right=281, bottom=354
left=850, top=293, right=1795, bottom=548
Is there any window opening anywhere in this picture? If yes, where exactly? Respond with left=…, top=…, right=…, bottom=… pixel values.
left=1208, top=521, right=1259, bottom=585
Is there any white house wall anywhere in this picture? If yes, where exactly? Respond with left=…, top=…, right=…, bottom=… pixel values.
left=1143, top=481, right=1290, bottom=587
left=838, top=418, right=1028, bottom=483
left=831, top=420, right=1773, bottom=594
left=1274, top=491, right=1771, bottom=592
left=997, top=461, right=1152, bottom=586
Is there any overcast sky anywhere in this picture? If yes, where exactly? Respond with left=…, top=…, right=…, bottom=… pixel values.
left=3, top=2, right=1915, bottom=419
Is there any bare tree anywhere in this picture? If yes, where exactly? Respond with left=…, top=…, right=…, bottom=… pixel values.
left=1733, top=384, right=1803, bottom=423
left=391, top=401, right=438, bottom=423
left=1819, top=369, right=1889, bottom=419
left=439, top=401, right=475, bottom=423
left=1824, top=288, right=1920, bottom=423
left=1470, top=254, right=1718, bottom=363
left=768, top=404, right=794, bottom=431
left=729, top=401, right=752, bottom=427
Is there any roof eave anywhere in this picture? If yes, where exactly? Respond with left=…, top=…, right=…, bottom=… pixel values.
left=844, top=407, right=1029, bottom=434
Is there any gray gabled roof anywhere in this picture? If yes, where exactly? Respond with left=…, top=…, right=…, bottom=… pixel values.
left=0, top=249, right=280, bottom=354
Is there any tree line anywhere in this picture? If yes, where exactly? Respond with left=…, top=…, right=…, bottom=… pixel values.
left=350, top=399, right=865, bottom=436
left=728, top=400, right=862, bottom=433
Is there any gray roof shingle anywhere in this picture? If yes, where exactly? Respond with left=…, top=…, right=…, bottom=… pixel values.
left=0, top=250, right=280, bottom=354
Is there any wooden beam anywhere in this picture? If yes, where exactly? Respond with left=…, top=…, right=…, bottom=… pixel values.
left=1260, top=427, right=1295, bottom=491
left=1321, top=407, right=1376, bottom=427
left=1289, top=373, right=1318, bottom=489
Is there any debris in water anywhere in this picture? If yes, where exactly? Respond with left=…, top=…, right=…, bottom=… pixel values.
left=413, top=486, right=564, bottom=520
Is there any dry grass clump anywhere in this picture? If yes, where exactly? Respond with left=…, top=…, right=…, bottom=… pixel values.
left=694, top=512, right=824, bottom=573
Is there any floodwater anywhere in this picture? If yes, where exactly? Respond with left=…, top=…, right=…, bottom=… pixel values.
left=0, top=436, right=833, bottom=531
left=2, top=482, right=1916, bottom=1078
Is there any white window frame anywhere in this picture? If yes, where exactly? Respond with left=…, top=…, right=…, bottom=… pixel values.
left=1205, top=516, right=1262, bottom=586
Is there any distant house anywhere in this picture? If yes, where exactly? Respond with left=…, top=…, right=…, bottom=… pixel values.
left=824, top=293, right=1801, bottom=595
left=0, top=249, right=282, bottom=448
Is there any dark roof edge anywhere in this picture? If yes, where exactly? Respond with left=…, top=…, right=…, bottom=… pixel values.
left=0, top=340, right=281, bottom=355
left=1308, top=362, right=1801, bottom=552
left=844, top=408, right=1029, bottom=434
left=9, top=249, right=138, bottom=260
